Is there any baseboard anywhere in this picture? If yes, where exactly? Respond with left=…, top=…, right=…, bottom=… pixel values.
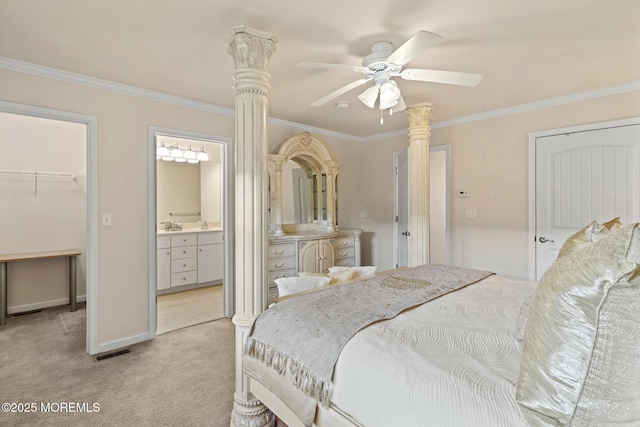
left=7, top=295, right=87, bottom=315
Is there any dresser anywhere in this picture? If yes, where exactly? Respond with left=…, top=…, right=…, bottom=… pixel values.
left=267, top=229, right=361, bottom=304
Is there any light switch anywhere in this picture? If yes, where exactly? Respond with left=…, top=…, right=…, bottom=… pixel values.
left=102, top=213, right=112, bottom=226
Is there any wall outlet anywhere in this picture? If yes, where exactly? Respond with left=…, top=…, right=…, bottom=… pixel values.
left=102, top=213, right=112, bottom=226
left=465, top=209, right=477, bottom=219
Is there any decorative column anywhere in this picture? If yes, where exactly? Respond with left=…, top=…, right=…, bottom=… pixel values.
left=406, top=102, right=433, bottom=267
left=227, top=25, right=277, bottom=427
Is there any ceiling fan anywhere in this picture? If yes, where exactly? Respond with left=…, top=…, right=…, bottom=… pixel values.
left=296, top=30, right=482, bottom=114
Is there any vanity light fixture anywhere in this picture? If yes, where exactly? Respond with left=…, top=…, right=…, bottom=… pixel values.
left=156, top=142, right=208, bottom=163
left=184, top=145, right=197, bottom=161
left=196, top=147, right=209, bottom=161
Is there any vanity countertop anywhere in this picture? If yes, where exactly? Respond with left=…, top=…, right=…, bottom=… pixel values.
left=157, top=227, right=223, bottom=235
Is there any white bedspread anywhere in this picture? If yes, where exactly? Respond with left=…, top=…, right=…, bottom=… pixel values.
left=329, top=275, right=535, bottom=427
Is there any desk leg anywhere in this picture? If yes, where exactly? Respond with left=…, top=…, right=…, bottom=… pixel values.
left=1, top=262, right=7, bottom=326
left=69, top=256, right=77, bottom=312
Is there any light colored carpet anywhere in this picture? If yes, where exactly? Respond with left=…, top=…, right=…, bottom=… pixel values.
left=0, top=304, right=235, bottom=427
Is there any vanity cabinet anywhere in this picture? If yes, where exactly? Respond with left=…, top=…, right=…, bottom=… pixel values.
left=157, top=235, right=171, bottom=291
left=170, top=234, right=198, bottom=287
left=157, top=230, right=224, bottom=293
left=197, top=231, right=224, bottom=283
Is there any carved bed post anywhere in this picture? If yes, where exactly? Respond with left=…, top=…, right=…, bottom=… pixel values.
left=406, top=102, right=433, bottom=267
left=227, top=25, right=277, bottom=427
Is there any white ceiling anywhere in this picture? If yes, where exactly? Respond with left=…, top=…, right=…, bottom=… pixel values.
left=1, top=0, right=639, bottom=138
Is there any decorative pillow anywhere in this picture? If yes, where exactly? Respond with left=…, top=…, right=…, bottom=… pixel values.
left=556, top=220, right=609, bottom=258
left=298, top=271, right=352, bottom=285
left=602, top=216, right=623, bottom=231
left=514, top=291, right=534, bottom=343
left=328, top=266, right=377, bottom=279
left=274, top=275, right=330, bottom=297
left=516, top=223, right=640, bottom=425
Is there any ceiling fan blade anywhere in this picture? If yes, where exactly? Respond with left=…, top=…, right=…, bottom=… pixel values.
left=296, top=62, right=366, bottom=72
left=391, top=95, right=406, bottom=113
left=400, top=68, right=483, bottom=87
left=310, top=78, right=372, bottom=106
left=386, top=30, right=443, bottom=66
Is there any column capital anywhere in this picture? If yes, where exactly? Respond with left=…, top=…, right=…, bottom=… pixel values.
left=406, top=102, right=433, bottom=128
left=227, top=25, right=277, bottom=71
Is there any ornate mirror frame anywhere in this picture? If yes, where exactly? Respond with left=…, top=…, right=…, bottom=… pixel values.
left=268, top=132, right=340, bottom=234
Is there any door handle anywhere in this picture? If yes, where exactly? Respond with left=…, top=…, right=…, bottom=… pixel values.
left=538, top=236, right=554, bottom=243
left=402, top=231, right=410, bottom=236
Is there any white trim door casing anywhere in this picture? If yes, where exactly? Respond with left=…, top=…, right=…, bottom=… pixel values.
left=0, top=100, right=99, bottom=355
left=528, top=117, right=640, bottom=281
left=148, top=126, right=234, bottom=340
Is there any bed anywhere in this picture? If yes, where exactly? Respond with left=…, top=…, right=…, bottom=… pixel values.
left=243, top=221, right=640, bottom=427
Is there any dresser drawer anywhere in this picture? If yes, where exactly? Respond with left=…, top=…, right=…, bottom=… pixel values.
left=171, top=257, right=197, bottom=273
left=171, top=234, right=197, bottom=247
left=171, top=245, right=197, bottom=260
left=335, top=236, right=354, bottom=248
left=268, top=256, right=296, bottom=271
left=171, top=270, right=198, bottom=287
left=333, top=257, right=355, bottom=268
left=268, top=268, right=296, bottom=284
left=335, top=246, right=355, bottom=260
left=268, top=243, right=296, bottom=259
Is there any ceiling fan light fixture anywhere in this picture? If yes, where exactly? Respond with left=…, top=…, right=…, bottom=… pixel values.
left=378, top=80, right=401, bottom=109
left=358, top=86, right=379, bottom=108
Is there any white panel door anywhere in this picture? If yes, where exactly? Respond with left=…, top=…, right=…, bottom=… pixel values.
left=535, top=124, right=640, bottom=279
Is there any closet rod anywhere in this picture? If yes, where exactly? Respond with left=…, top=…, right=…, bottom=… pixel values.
left=169, top=212, right=201, bottom=216
left=0, top=169, right=81, bottom=179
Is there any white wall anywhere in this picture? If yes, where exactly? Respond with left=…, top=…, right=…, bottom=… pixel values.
left=0, top=112, right=87, bottom=313
left=362, top=91, right=640, bottom=278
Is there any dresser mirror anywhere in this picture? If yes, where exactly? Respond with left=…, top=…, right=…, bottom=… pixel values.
left=268, top=132, right=340, bottom=234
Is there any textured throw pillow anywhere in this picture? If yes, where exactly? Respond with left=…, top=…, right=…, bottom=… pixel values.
left=516, top=223, right=640, bottom=426
left=556, top=220, right=610, bottom=258
left=274, top=275, right=330, bottom=297
left=514, top=292, right=534, bottom=343
left=328, top=266, right=377, bottom=279
left=602, top=216, right=623, bottom=231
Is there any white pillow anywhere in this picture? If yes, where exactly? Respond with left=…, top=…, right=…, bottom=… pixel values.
left=274, top=276, right=330, bottom=297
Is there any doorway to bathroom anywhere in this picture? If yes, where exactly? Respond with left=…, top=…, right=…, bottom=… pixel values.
left=148, top=127, right=233, bottom=336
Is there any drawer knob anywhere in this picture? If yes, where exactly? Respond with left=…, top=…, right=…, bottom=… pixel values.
left=273, top=249, right=284, bottom=255
left=272, top=262, right=284, bottom=268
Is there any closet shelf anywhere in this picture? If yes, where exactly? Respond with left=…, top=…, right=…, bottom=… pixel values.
left=0, top=168, right=85, bottom=196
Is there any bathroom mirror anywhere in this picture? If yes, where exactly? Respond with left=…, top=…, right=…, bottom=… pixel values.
left=268, top=132, right=340, bottom=234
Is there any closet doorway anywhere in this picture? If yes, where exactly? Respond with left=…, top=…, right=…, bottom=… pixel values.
left=148, top=127, right=233, bottom=336
left=0, top=101, right=98, bottom=354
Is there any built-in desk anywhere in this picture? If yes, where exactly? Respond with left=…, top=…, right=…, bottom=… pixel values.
left=0, top=249, right=81, bottom=326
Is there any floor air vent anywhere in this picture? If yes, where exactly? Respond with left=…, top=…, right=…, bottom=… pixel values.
left=95, top=349, right=131, bottom=362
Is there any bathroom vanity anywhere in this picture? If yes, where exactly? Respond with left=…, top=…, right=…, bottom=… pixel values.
left=156, top=228, right=223, bottom=294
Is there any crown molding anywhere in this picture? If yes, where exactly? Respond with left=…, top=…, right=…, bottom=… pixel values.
left=1, top=56, right=638, bottom=144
